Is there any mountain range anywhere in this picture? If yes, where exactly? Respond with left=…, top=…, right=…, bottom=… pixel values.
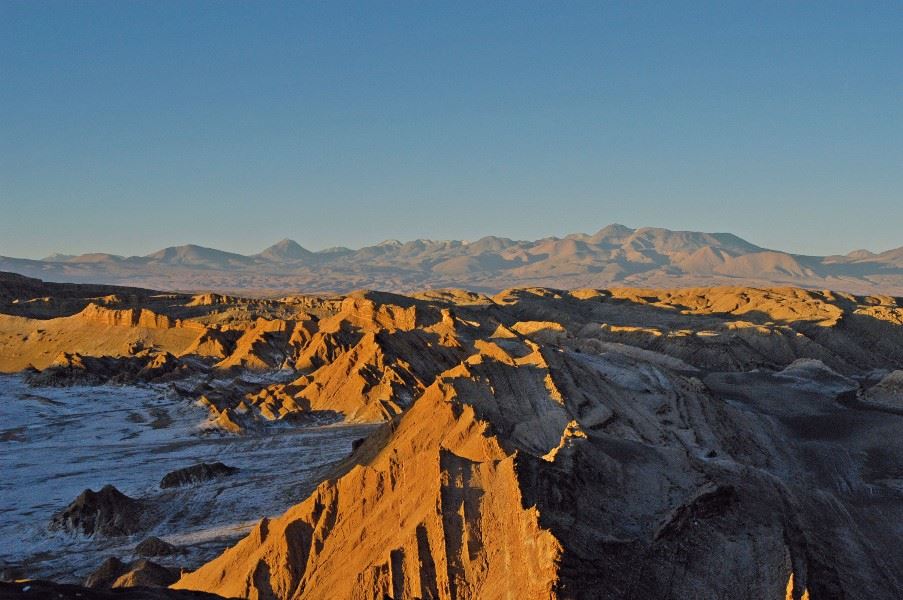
left=3, top=224, right=903, bottom=295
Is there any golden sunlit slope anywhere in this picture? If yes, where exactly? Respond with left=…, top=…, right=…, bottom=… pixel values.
left=0, top=272, right=338, bottom=373
left=5, top=272, right=903, bottom=598
left=161, top=287, right=902, bottom=600
left=172, top=291, right=903, bottom=599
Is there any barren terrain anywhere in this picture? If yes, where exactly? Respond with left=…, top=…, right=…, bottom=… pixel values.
left=3, top=225, right=903, bottom=295
left=1, top=271, right=903, bottom=599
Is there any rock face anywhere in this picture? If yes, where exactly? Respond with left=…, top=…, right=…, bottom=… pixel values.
left=862, top=370, right=903, bottom=412
left=85, top=556, right=179, bottom=589
left=6, top=279, right=903, bottom=598
left=24, top=350, right=194, bottom=386
left=171, top=287, right=903, bottom=600
left=0, top=580, right=229, bottom=600
left=160, top=463, right=240, bottom=488
left=136, top=536, right=182, bottom=557
left=84, top=557, right=130, bottom=588
left=110, top=559, right=179, bottom=589
left=50, top=485, right=146, bottom=537
left=0, top=272, right=336, bottom=373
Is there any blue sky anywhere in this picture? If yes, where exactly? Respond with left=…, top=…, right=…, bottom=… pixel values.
left=1, top=1, right=901, bottom=258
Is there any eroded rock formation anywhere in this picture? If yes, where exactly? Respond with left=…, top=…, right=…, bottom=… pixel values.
left=5, top=274, right=903, bottom=598
left=160, top=463, right=240, bottom=489
left=50, top=485, right=147, bottom=538
left=168, top=287, right=903, bottom=599
left=0, top=579, right=228, bottom=600
left=136, top=537, right=183, bottom=557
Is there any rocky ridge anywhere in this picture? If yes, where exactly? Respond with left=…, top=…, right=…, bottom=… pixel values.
left=3, top=224, right=903, bottom=295
left=4, top=273, right=903, bottom=598
left=166, top=286, right=903, bottom=599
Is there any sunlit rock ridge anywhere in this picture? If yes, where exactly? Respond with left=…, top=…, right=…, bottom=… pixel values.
left=3, top=224, right=903, bottom=295
left=2, top=272, right=903, bottom=599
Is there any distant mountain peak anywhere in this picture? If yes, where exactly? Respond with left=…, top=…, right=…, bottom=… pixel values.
left=257, top=239, right=312, bottom=261
left=145, top=244, right=250, bottom=267
left=4, top=224, right=899, bottom=295
left=597, top=223, right=632, bottom=233
left=318, top=246, right=353, bottom=255
left=588, top=223, right=634, bottom=243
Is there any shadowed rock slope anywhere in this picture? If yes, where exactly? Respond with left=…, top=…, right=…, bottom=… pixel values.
left=4, top=276, right=903, bottom=598
left=0, top=580, right=230, bottom=600
left=163, top=287, right=903, bottom=599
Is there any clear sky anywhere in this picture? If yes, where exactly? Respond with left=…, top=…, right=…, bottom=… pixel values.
left=1, top=1, right=901, bottom=259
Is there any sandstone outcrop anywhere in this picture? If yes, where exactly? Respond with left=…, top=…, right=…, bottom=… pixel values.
left=136, top=537, right=182, bottom=557
left=111, top=560, right=180, bottom=589
left=84, top=557, right=131, bottom=588
left=25, top=351, right=196, bottom=386
left=50, top=485, right=147, bottom=537
left=5, top=276, right=903, bottom=598
left=0, top=580, right=230, bottom=600
left=862, top=370, right=903, bottom=412
left=170, top=286, right=903, bottom=599
left=160, top=463, right=240, bottom=489
left=0, top=579, right=230, bottom=599
left=85, top=557, right=181, bottom=590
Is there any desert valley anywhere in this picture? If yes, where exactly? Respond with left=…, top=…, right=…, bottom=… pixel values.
left=3, top=3, right=902, bottom=598
left=1, top=264, right=903, bottom=599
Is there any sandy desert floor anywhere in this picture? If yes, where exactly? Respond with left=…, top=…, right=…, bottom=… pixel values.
left=0, top=374, right=375, bottom=582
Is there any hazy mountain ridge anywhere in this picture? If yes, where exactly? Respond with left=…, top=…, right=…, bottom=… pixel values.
left=3, top=225, right=902, bottom=294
